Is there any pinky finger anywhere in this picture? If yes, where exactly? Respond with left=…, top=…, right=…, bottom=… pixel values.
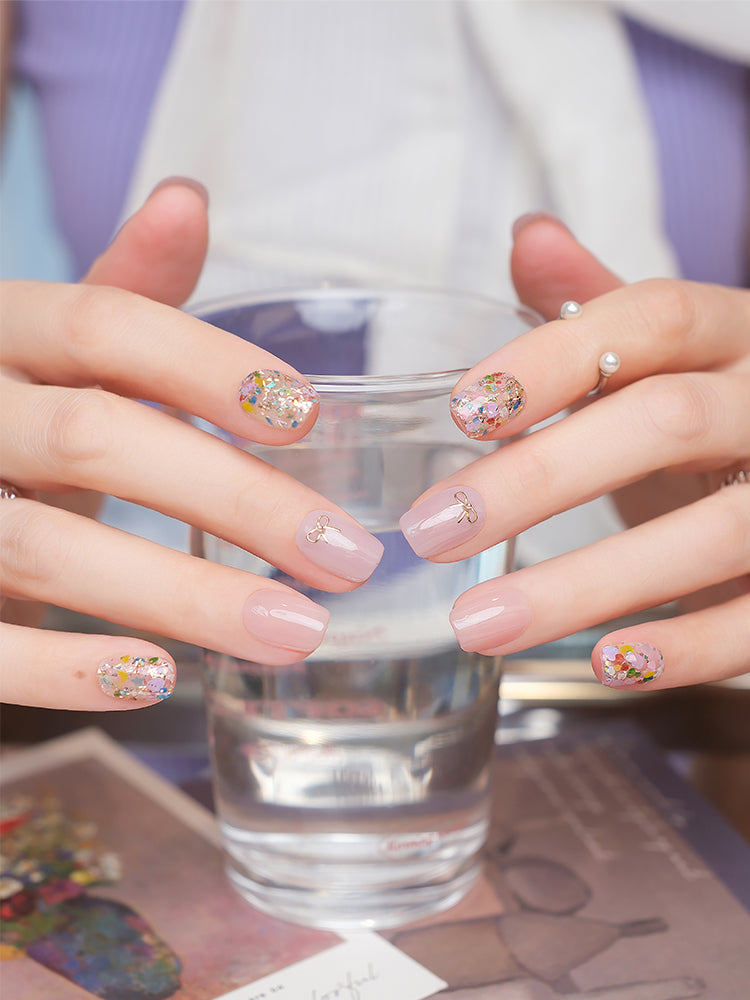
left=0, top=623, right=177, bottom=710
left=593, top=592, right=750, bottom=691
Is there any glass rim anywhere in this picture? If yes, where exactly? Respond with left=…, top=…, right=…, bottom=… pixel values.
left=190, top=283, right=542, bottom=394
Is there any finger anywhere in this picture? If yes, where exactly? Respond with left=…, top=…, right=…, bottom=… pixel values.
left=511, top=213, right=623, bottom=319
left=1, top=381, right=383, bottom=589
left=592, top=592, right=750, bottom=689
left=401, top=371, right=750, bottom=561
left=83, top=177, right=209, bottom=307
left=0, top=623, right=178, bottom=710
left=0, top=281, right=318, bottom=447
left=0, top=499, right=330, bottom=664
left=446, top=485, right=750, bottom=666
left=447, top=277, right=750, bottom=441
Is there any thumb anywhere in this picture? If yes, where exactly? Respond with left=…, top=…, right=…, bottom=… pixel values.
left=83, top=177, right=209, bottom=307
left=511, top=212, right=623, bottom=320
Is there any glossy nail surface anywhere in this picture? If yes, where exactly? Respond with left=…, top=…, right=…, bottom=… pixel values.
left=297, top=510, right=384, bottom=582
left=449, top=588, right=532, bottom=652
left=243, top=590, right=329, bottom=653
left=400, top=486, right=485, bottom=558
left=450, top=372, right=525, bottom=439
left=238, top=369, right=317, bottom=430
left=600, top=641, right=664, bottom=687
left=98, top=654, right=176, bottom=701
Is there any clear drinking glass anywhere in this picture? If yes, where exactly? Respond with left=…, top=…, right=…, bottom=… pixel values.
left=190, top=287, right=540, bottom=929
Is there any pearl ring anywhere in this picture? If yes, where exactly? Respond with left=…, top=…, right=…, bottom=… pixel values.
left=559, top=301, right=621, bottom=397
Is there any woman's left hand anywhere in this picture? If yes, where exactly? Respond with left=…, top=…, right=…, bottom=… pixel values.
left=400, top=214, right=750, bottom=689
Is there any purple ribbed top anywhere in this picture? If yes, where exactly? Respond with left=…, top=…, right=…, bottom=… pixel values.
left=13, top=0, right=185, bottom=278
left=625, top=18, right=750, bottom=287
left=13, top=1, right=750, bottom=286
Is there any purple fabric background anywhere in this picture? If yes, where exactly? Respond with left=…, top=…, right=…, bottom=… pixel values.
left=12, top=0, right=750, bottom=286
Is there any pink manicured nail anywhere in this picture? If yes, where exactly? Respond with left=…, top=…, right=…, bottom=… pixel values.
left=600, top=641, right=664, bottom=687
left=296, top=510, right=384, bottom=582
left=450, top=372, right=526, bottom=439
left=98, top=654, right=176, bottom=701
left=243, top=589, right=329, bottom=653
left=449, top=588, right=532, bottom=652
left=400, top=486, right=485, bottom=558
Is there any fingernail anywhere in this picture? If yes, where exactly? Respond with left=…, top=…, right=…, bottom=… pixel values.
left=449, top=588, right=532, bottom=652
left=238, top=369, right=318, bottom=431
left=400, top=486, right=485, bottom=558
left=512, top=211, right=569, bottom=239
left=297, top=509, right=384, bottom=582
left=450, top=373, right=526, bottom=439
left=600, top=641, right=664, bottom=687
left=243, top=589, right=329, bottom=653
left=98, top=654, right=176, bottom=701
left=149, top=175, right=209, bottom=206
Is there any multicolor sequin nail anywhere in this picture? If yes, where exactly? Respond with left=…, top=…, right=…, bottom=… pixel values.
left=450, top=372, right=526, bottom=439
left=238, top=369, right=318, bottom=430
left=600, top=641, right=664, bottom=687
left=97, top=655, right=176, bottom=701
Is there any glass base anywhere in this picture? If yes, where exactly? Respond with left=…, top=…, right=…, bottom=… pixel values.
left=219, top=816, right=488, bottom=930
left=225, top=858, right=482, bottom=931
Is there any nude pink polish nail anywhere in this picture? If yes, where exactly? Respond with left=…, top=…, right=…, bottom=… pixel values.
left=400, top=486, right=485, bottom=558
left=449, top=588, right=532, bottom=652
left=296, top=510, right=384, bottom=582
left=243, top=590, right=329, bottom=653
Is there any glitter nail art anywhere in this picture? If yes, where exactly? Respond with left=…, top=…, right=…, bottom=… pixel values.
left=97, top=655, right=176, bottom=701
left=238, top=369, right=317, bottom=430
left=600, top=642, right=664, bottom=687
left=450, top=372, right=526, bottom=439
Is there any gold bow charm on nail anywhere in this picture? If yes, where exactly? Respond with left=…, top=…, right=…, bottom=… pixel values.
left=454, top=491, right=478, bottom=525
left=305, top=513, right=342, bottom=544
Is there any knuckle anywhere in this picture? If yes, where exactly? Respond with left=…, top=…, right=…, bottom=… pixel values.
left=61, top=284, right=133, bottom=372
left=509, top=440, right=559, bottom=500
left=0, top=504, right=66, bottom=594
left=46, top=388, right=116, bottom=469
left=634, top=278, right=697, bottom=351
left=715, top=490, right=750, bottom=572
left=639, top=374, right=716, bottom=447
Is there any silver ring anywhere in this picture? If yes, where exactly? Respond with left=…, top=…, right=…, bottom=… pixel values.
left=0, top=481, right=21, bottom=500
left=558, top=301, right=621, bottom=397
left=719, top=470, right=750, bottom=489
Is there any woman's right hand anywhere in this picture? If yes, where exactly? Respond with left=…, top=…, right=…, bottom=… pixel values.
left=0, top=180, right=383, bottom=711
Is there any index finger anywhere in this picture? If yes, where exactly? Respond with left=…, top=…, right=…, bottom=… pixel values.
left=0, top=281, right=317, bottom=446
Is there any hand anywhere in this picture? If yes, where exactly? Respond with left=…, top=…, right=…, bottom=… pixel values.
left=401, top=214, right=750, bottom=689
left=0, top=180, right=383, bottom=711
